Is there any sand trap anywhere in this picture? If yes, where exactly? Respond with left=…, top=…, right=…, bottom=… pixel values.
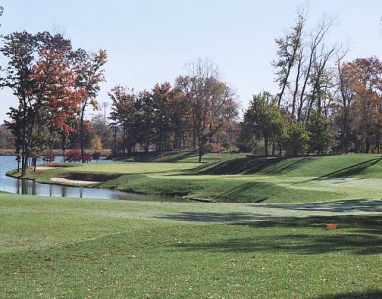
left=51, top=177, right=99, bottom=185
left=36, top=166, right=57, bottom=170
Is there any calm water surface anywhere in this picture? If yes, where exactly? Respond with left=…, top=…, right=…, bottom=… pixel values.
left=0, top=156, right=182, bottom=201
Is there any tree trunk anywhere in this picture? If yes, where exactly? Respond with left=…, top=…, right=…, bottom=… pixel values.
left=80, top=109, right=86, bottom=163
left=198, top=148, right=203, bottom=163
left=264, top=136, right=269, bottom=156
left=365, top=141, right=370, bottom=153
left=22, top=154, right=29, bottom=177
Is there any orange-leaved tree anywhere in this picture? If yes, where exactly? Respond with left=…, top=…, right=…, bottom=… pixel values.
left=1, top=31, right=82, bottom=175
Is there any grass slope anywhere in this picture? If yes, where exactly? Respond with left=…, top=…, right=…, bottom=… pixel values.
left=13, top=153, right=382, bottom=203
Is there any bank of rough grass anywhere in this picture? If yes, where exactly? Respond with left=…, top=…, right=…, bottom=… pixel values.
left=11, top=153, right=382, bottom=203
left=0, top=194, right=382, bottom=298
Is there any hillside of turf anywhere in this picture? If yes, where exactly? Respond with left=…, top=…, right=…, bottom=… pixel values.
left=10, top=152, right=382, bottom=203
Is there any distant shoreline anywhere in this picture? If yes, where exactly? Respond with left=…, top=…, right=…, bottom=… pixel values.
left=0, top=149, right=112, bottom=157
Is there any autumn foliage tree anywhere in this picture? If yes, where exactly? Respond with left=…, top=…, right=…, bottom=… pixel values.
left=331, top=57, right=382, bottom=153
left=1, top=31, right=83, bottom=175
left=108, top=60, right=239, bottom=159
left=178, top=58, right=238, bottom=162
left=168, top=82, right=190, bottom=149
left=348, top=58, right=382, bottom=152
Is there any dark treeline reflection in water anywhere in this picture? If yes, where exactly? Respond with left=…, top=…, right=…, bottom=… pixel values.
left=0, top=156, right=184, bottom=202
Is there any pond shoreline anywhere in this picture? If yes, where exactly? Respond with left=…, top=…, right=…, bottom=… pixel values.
left=1, top=156, right=187, bottom=202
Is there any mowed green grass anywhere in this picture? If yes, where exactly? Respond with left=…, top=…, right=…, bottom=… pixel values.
left=19, top=153, right=382, bottom=203
left=1, top=194, right=382, bottom=298
left=3, top=153, right=382, bottom=298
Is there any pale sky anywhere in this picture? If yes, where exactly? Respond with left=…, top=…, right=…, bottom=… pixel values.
left=0, top=0, right=381, bottom=122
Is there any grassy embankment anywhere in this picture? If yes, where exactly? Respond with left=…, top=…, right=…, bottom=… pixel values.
left=2, top=152, right=382, bottom=298
left=10, top=151, right=382, bottom=203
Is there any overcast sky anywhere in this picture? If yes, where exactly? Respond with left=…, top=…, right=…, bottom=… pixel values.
left=0, top=0, right=381, bottom=122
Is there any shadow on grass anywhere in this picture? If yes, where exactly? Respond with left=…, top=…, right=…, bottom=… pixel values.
left=167, top=215, right=382, bottom=255
left=253, top=199, right=382, bottom=213
left=187, top=155, right=382, bottom=180
left=159, top=200, right=382, bottom=222
left=215, top=182, right=271, bottom=203
left=191, top=156, right=312, bottom=175
left=304, top=157, right=382, bottom=183
left=312, top=290, right=382, bottom=299
left=116, top=151, right=199, bottom=163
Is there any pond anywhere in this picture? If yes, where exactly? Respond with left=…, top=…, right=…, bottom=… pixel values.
left=0, top=156, right=184, bottom=202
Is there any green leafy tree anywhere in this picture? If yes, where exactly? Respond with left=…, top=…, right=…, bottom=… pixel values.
left=281, top=120, right=310, bottom=157
left=135, top=90, right=156, bottom=153
left=75, top=49, right=107, bottom=163
left=109, top=85, right=138, bottom=154
left=241, top=92, right=283, bottom=156
left=306, top=109, right=333, bottom=154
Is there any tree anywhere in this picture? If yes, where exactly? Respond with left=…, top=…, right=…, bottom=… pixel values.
left=1, top=31, right=36, bottom=175
left=281, top=119, right=310, bottom=157
left=306, top=108, right=333, bottom=154
left=4, top=107, right=23, bottom=163
left=135, top=90, right=156, bottom=153
left=31, top=36, right=85, bottom=159
left=273, top=6, right=338, bottom=121
left=241, top=92, right=283, bottom=156
left=334, top=57, right=382, bottom=153
left=296, top=14, right=337, bottom=121
left=350, top=57, right=382, bottom=152
left=91, top=114, right=113, bottom=150
left=0, top=31, right=81, bottom=175
left=334, top=55, right=357, bottom=153
left=90, top=135, right=102, bottom=151
left=168, top=83, right=190, bottom=149
left=152, top=82, right=172, bottom=151
left=75, top=49, right=107, bottom=163
left=0, top=125, right=14, bottom=149
left=68, top=118, right=93, bottom=150
left=272, top=5, right=306, bottom=106
left=180, top=58, right=239, bottom=162
left=109, top=85, right=138, bottom=154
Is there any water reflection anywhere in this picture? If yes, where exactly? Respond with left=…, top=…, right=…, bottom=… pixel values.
left=16, top=179, right=36, bottom=195
left=0, top=156, right=186, bottom=202
left=13, top=177, right=90, bottom=198
left=9, top=177, right=177, bottom=201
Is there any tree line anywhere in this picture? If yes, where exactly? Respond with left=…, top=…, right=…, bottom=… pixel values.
left=108, top=59, right=239, bottom=162
left=1, top=5, right=382, bottom=177
left=0, top=28, right=239, bottom=171
left=240, top=6, right=382, bottom=157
